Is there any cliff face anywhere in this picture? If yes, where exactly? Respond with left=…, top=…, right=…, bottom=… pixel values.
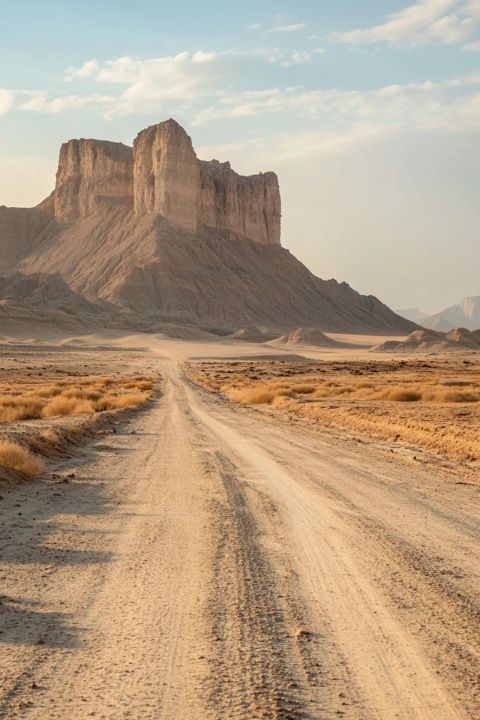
left=133, top=121, right=200, bottom=232
left=54, top=139, right=133, bottom=223
left=51, top=120, right=281, bottom=244
left=198, top=160, right=280, bottom=246
left=132, top=119, right=281, bottom=243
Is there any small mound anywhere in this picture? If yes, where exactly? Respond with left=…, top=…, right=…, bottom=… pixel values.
left=373, top=327, right=480, bottom=353
left=274, top=327, right=338, bottom=347
left=446, top=328, right=480, bottom=348
left=231, top=325, right=279, bottom=343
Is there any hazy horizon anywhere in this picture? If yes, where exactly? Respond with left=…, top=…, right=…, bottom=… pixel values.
left=1, top=0, right=479, bottom=310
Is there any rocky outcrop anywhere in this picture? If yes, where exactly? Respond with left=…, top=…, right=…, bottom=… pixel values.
left=133, top=120, right=200, bottom=232
left=50, top=119, right=281, bottom=243
left=198, top=160, right=280, bottom=246
left=54, top=139, right=133, bottom=223
left=132, top=119, right=281, bottom=243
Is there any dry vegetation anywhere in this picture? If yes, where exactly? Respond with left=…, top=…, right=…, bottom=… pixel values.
left=0, top=440, right=43, bottom=477
left=0, top=375, right=154, bottom=424
left=189, top=358, right=480, bottom=468
left=0, top=347, right=159, bottom=480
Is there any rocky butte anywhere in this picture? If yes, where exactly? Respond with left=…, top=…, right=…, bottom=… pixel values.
left=54, top=119, right=281, bottom=244
left=0, top=119, right=415, bottom=336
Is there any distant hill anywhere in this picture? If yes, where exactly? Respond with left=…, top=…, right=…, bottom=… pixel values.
left=421, top=297, right=480, bottom=332
left=373, top=328, right=480, bottom=353
left=395, top=308, right=429, bottom=324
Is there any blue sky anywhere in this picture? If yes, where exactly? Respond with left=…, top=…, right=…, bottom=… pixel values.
left=1, top=0, right=479, bottom=309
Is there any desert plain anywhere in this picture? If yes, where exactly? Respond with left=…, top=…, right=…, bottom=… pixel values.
left=0, top=331, right=478, bottom=720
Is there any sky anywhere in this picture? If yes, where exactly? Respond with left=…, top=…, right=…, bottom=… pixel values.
left=1, top=0, right=479, bottom=311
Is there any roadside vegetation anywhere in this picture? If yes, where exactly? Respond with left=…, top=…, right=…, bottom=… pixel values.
left=0, top=373, right=157, bottom=479
left=189, top=359, right=480, bottom=467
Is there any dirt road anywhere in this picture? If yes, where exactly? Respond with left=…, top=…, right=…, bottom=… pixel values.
left=0, top=355, right=479, bottom=719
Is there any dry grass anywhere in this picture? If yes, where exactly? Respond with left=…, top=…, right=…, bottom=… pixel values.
left=0, top=440, right=43, bottom=477
left=0, top=375, right=156, bottom=423
left=189, top=358, right=480, bottom=466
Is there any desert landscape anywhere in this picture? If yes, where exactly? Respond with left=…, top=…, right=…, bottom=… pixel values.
left=0, top=11, right=479, bottom=716
left=0, top=329, right=477, bottom=719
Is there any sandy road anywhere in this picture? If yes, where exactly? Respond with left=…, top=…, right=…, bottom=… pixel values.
left=0, top=355, right=479, bottom=719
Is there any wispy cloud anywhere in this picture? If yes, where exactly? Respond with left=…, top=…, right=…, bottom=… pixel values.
left=267, top=22, right=306, bottom=33
left=332, top=0, right=480, bottom=47
left=248, top=15, right=307, bottom=34
left=2, top=51, right=480, bottom=151
left=191, top=73, right=480, bottom=136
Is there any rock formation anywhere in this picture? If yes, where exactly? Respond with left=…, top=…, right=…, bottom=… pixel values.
left=372, top=328, right=480, bottom=353
left=421, top=296, right=480, bottom=332
left=198, top=160, right=280, bottom=246
left=0, top=118, right=417, bottom=335
left=54, top=139, right=133, bottom=223
left=132, top=119, right=280, bottom=243
left=133, top=120, right=200, bottom=231
left=51, top=119, right=281, bottom=242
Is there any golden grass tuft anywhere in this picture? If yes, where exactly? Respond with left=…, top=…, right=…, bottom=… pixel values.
left=0, top=400, right=43, bottom=422
left=0, top=374, right=157, bottom=422
left=231, top=388, right=276, bottom=405
left=383, top=389, right=422, bottom=402
left=42, top=397, right=84, bottom=417
left=93, top=393, right=148, bottom=412
left=0, top=440, right=43, bottom=477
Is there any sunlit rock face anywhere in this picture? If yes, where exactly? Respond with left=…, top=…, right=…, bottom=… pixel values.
left=133, top=119, right=200, bottom=232
left=54, top=139, right=133, bottom=223
left=132, top=118, right=281, bottom=244
left=198, top=159, right=281, bottom=246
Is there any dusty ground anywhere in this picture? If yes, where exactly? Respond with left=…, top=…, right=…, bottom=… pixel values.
left=0, top=336, right=478, bottom=719
left=189, top=356, right=480, bottom=480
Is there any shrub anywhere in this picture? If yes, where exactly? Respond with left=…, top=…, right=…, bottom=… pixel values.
left=0, top=441, right=43, bottom=477
left=42, top=396, right=81, bottom=417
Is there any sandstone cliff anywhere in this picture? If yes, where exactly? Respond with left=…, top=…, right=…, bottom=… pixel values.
left=132, top=119, right=281, bottom=243
left=133, top=120, right=200, bottom=232
left=51, top=119, right=280, bottom=244
left=198, top=160, right=280, bottom=246
left=54, top=139, right=133, bottom=223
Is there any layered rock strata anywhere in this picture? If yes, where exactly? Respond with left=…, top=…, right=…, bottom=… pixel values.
left=52, top=119, right=281, bottom=245
left=54, top=139, right=133, bottom=223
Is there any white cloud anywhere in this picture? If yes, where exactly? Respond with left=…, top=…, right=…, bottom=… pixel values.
left=19, top=92, right=114, bottom=113
left=0, top=89, right=14, bottom=115
left=65, top=59, right=100, bottom=81
left=191, top=73, right=480, bottom=138
left=281, top=51, right=311, bottom=66
left=333, top=0, right=480, bottom=47
left=267, top=22, right=306, bottom=33
left=63, top=52, right=223, bottom=116
left=3, top=49, right=480, bottom=147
